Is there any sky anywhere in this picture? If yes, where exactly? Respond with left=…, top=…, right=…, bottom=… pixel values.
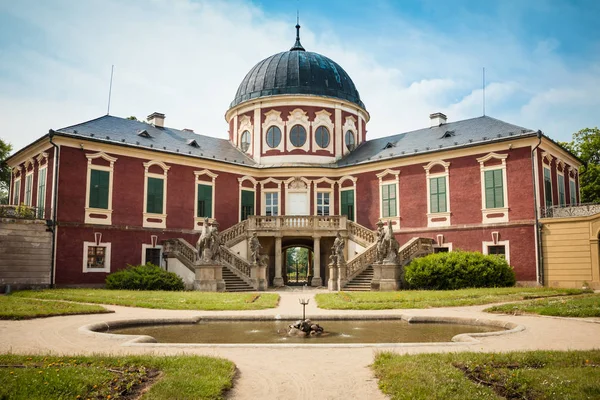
left=1, top=0, right=599, bottom=152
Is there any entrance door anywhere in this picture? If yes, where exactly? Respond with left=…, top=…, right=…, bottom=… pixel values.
left=241, top=190, right=254, bottom=220
left=288, top=192, right=309, bottom=215
left=341, top=189, right=355, bottom=221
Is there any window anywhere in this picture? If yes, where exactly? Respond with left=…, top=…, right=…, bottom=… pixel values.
left=289, top=125, right=306, bottom=147
left=340, top=189, right=354, bottom=222
left=266, top=126, right=281, bottom=148
left=345, top=130, right=355, bottom=151
left=316, top=192, right=330, bottom=216
left=24, top=173, right=33, bottom=206
left=37, top=167, right=47, bottom=219
left=12, top=178, right=20, bottom=205
left=146, top=177, right=164, bottom=214
left=197, top=184, right=213, bottom=218
left=315, top=126, right=330, bottom=148
left=483, top=240, right=510, bottom=265
left=83, top=241, right=111, bottom=273
left=434, top=247, right=449, bottom=253
left=240, top=130, right=251, bottom=152
left=241, top=190, right=254, bottom=221
left=142, top=243, right=163, bottom=267
left=89, top=170, right=110, bottom=209
left=484, top=169, right=504, bottom=208
left=543, top=167, right=552, bottom=208
left=429, top=176, right=447, bottom=213
left=558, top=174, right=565, bottom=206
left=487, top=245, right=506, bottom=258
left=381, top=183, right=397, bottom=218
left=265, top=192, right=278, bottom=216
left=145, top=248, right=162, bottom=267
left=569, top=178, right=577, bottom=205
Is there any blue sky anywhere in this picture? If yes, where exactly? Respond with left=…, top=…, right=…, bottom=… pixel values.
left=1, top=0, right=599, bottom=151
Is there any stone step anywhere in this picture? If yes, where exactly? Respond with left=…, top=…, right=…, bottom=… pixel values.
left=221, top=266, right=253, bottom=292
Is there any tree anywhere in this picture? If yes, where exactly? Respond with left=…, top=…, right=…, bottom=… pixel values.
left=562, top=127, right=600, bottom=204
left=0, top=138, right=13, bottom=204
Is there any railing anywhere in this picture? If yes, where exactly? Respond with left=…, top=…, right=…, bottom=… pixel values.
left=162, top=238, right=198, bottom=271
left=398, top=237, right=435, bottom=266
left=347, top=220, right=376, bottom=246
left=0, top=204, right=45, bottom=220
left=542, top=203, right=600, bottom=218
left=345, top=241, right=378, bottom=281
left=220, top=246, right=252, bottom=279
left=247, top=215, right=347, bottom=231
left=220, top=219, right=248, bottom=246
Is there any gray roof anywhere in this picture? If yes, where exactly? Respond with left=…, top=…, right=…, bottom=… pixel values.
left=52, top=114, right=537, bottom=170
left=56, top=115, right=257, bottom=166
left=336, top=116, right=536, bottom=167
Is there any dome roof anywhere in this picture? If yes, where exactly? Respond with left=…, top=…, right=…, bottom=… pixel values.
left=230, top=25, right=365, bottom=109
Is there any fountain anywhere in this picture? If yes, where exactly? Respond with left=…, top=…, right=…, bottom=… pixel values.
left=287, top=297, right=325, bottom=337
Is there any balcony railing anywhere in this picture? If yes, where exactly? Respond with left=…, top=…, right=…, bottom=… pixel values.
left=542, top=203, right=600, bottom=218
left=0, top=205, right=45, bottom=220
left=246, top=215, right=347, bottom=232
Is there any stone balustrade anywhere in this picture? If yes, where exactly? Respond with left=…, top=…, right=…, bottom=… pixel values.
left=246, top=215, right=347, bottom=233
left=347, top=220, right=376, bottom=245
left=220, top=219, right=248, bottom=246
left=220, top=246, right=252, bottom=278
left=542, top=203, right=600, bottom=219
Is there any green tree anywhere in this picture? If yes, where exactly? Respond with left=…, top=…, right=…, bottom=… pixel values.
left=0, top=138, right=13, bottom=204
left=562, top=128, right=600, bottom=204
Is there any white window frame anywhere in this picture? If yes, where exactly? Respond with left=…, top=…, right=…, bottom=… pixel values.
left=338, top=175, right=357, bottom=222
left=85, top=152, right=117, bottom=225
left=194, top=169, right=218, bottom=230
left=238, top=115, right=253, bottom=154
left=342, top=116, right=357, bottom=155
left=482, top=240, right=510, bottom=266
left=238, top=176, right=258, bottom=222
left=143, top=160, right=170, bottom=229
left=311, top=110, right=335, bottom=154
left=12, top=175, right=21, bottom=205
left=263, top=191, right=279, bottom=216
left=569, top=176, right=577, bottom=205
left=83, top=241, right=111, bottom=273
left=316, top=191, right=331, bottom=216
left=476, top=153, right=509, bottom=224
left=36, top=165, right=47, bottom=219
left=543, top=165, right=553, bottom=209
left=262, top=110, right=285, bottom=153
left=557, top=169, right=566, bottom=207
left=313, top=177, right=335, bottom=217
left=376, top=169, right=400, bottom=230
left=24, top=169, right=34, bottom=206
left=424, top=160, right=451, bottom=227
left=285, top=109, right=310, bottom=152
left=433, top=243, right=453, bottom=253
left=141, top=244, right=163, bottom=267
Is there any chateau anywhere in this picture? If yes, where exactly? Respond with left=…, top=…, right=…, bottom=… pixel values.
left=6, top=25, right=583, bottom=290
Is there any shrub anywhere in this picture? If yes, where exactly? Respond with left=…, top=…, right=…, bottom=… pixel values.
left=404, top=251, right=515, bottom=290
left=106, top=263, right=184, bottom=291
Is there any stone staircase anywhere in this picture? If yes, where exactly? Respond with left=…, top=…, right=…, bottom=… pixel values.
left=344, top=265, right=374, bottom=291
left=222, top=266, right=254, bottom=292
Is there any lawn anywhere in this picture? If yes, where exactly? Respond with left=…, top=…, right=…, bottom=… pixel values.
left=315, top=287, right=591, bottom=310
left=0, top=296, right=111, bottom=320
left=0, top=354, right=235, bottom=400
left=373, top=350, right=600, bottom=400
left=485, top=293, right=600, bottom=317
left=12, top=289, right=279, bottom=310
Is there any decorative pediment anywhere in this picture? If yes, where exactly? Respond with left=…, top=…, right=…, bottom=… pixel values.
left=338, top=175, right=357, bottom=187
left=24, top=158, right=35, bottom=170
left=194, top=169, right=218, bottom=183
left=342, top=116, right=357, bottom=132
left=540, top=151, right=554, bottom=165
left=238, top=175, right=258, bottom=188
left=476, top=152, right=508, bottom=167
left=376, top=169, right=400, bottom=182
left=259, top=177, right=283, bottom=189
left=143, top=160, right=170, bottom=175
left=313, top=110, right=334, bottom=128
left=36, top=152, right=49, bottom=165
left=263, top=110, right=283, bottom=125
left=287, top=108, right=310, bottom=125
left=238, top=115, right=253, bottom=132
left=423, top=160, right=450, bottom=173
left=286, top=176, right=310, bottom=190
left=86, top=152, right=117, bottom=167
left=556, top=158, right=565, bottom=171
left=313, top=177, right=336, bottom=188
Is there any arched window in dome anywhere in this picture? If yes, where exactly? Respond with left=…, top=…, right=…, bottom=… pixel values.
left=240, top=130, right=251, bottom=152
left=266, top=126, right=281, bottom=148
left=315, top=126, right=330, bottom=149
left=345, top=130, right=356, bottom=151
left=290, top=125, right=306, bottom=147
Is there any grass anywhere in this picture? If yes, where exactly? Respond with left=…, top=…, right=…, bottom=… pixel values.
left=373, top=350, right=600, bottom=400
left=485, top=293, right=600, bottom=317
left=0, top=296, right=111, bottom=320
left=11, top=289, right=279, bottom=310
left=0, top=353, right=235, bottom=400
left=314, top=287, right=591, bottom=310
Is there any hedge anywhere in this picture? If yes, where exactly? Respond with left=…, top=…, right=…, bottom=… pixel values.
left=105, top=263, right=184, bottom=291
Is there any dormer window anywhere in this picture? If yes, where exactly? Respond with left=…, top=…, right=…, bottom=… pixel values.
left=441, top=130, right=455, bottom=139
left=383, top=142, right=395, bottom=149
left=187, top=139, right=200, bottom=148
left=240, top=130, right=251, bottom=152
left=138, top=129, right=152, bottom=138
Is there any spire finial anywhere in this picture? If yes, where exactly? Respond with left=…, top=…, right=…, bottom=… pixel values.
left=290, top=10, right=305, bottom=51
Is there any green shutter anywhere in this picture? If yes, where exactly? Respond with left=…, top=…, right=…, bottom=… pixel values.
left=146, top=177, right=164, bottom=214
left=430, top=177, right=447, bottom=213
left=484, top=170, right=504, bottom=208
left=341, top=189, right=354, bottom=221
left=241, top=190, right=254, bottom=221
left=381, top=184, right=396, bottom=217
left=197, top=184, right=213, bottom=218
left=89, top=170, right=109, bottom=209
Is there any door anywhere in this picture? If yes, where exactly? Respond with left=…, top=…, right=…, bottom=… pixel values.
left=288, top=192, right=309, bottom=215
left=241, top=190, right=254, bottom=221
left=341, top=189, right=354, bottom=221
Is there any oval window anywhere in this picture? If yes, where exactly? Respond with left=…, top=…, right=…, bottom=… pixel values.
left=290, top=125, right=307, bottom=147
left=315, top=126, right=330, bottom=148
left=345, top=130, right=355, bottom=151
left=240, top=130, right=251, bottom=152
left=266, top=126, right=281, bottom=148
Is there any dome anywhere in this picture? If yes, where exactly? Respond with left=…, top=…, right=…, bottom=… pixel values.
left=230, top=25, right=365, bottom=109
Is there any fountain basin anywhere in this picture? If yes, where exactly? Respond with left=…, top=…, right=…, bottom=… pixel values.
left=80, top=316, right=524, bottom=347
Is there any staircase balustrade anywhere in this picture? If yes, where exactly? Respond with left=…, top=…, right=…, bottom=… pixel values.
left=345, top=242, right=378, bottom=281
left=398, top=237, right=435, bottom=265
left=220, top=219, right=248, bottom=246
left=220, top=246, right=252, bottom=279
left=347, top=220, right=376, bottom=246
left=162, top=238, right=198, bottom=271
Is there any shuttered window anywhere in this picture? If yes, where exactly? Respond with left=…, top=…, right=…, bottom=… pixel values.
left=89, top=170, right=110, bottom=209
left=484, top=169, right=504, bottom=208
left=381, top=183, right=397, bottom=217
left=429, top=176, right=447, bottom=213
left=543, top=168, right=552, bottom=208
left=146, top=177, right=164, bottom=214
left=197, top=184, right=213, bottom=218
left=558, top=175, right=565, bottom=206
left=37, top=168, right=47, bottom=218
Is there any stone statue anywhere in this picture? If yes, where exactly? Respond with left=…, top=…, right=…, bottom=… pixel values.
left=249, top=232, right=262, bottom=265
left=383, top=220, right=400, bottom=264
left=329, top=232, right=345, bottom=265
left=196, top=218, right=221, bottom=262
left=375, top=220, right=387, bottom=264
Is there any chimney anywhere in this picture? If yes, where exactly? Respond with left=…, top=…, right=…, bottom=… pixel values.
left=182, top=128, right=195, bottom=133
left=147, top=112, right=165, bottom=128
left=429, top=112, right=447, bottom=127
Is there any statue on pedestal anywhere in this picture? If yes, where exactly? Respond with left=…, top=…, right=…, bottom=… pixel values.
left=196, top=218, right=221, bottom=263
left=383, top=220, right=400, bottom=264
left=375, top=220, right=387, bottom=264
left=329, top=232, right=345, bottom=265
